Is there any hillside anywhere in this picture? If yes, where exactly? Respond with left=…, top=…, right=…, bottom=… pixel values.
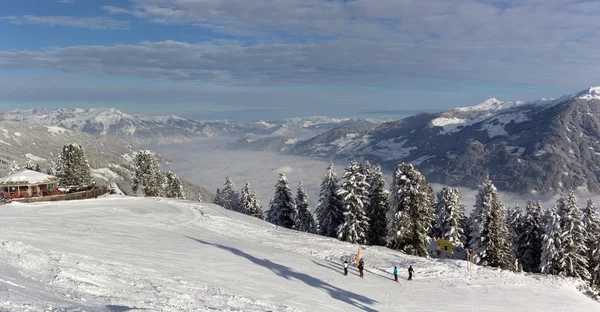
left=283, top=87, right=600, bottom=194
left=0, top=196, right=597, bottom=311
left=0, top=122, right=212, bottom=200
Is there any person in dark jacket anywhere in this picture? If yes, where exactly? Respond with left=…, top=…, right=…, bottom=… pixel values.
left=343, top=260, right=349, bottom=276
left=393, top=266, right=398, bottom=282
left=408, top=265, right=414, bottom=280
left=358, top=262, right=364, bottom=278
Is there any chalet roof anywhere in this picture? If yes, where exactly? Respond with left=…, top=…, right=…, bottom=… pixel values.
left=0, top=169, right=57, bottom=185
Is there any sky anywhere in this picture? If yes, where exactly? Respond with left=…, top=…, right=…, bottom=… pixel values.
left=1, top=0, right=600, bottom=120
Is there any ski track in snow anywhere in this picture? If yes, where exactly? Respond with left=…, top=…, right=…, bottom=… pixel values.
left=0, top=196, right=598, bottom=311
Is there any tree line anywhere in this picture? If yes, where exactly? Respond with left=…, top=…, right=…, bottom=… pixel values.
left=213, top=159, right=600, bottom=290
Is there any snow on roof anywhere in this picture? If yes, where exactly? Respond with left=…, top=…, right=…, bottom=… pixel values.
left=0, top=169, right=57, bottom=185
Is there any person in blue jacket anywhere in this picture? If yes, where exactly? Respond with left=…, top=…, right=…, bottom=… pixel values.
left=393, top=266, right=398, bottom=282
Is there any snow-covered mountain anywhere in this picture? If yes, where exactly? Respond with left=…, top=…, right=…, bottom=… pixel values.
left=0, top=196, right=597, bottom=311
left=280, top=87, right=600, bottom=194
left=0, top=108, right=381, bottom=145
left=0, top=122, right=211, bottom=200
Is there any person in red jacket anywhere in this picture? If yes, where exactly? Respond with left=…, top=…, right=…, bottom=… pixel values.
left=357, top=259, right=364, bottom=278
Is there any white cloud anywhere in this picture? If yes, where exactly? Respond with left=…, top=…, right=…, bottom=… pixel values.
left=1, top=15, right=128, bottom=30
left=103, top=6, right=133, bottom=15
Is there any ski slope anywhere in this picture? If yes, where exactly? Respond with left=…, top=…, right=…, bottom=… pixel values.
left=0, top=196, right=598, bottom=312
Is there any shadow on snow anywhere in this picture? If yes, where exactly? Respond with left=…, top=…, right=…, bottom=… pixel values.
left=186, top=236, right=378, bottom=312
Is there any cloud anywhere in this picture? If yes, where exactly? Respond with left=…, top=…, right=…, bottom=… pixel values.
left=103, top=6, right=132, bottom=15
left=0, top=36, right=599, bottom=89
left=1, top=15, right=128, bottom=30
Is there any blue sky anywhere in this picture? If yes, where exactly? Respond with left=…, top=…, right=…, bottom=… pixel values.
left=1, top=0, right=599, bottom=120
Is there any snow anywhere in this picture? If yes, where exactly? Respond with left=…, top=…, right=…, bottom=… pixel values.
left=0, top=169, right=56, bottom=185
left=455, top=98, right=506, bottom=111
left=0, top=197, right=597, bottom=311
left=480, top=112, right=530, bottom=138
left=411, top=155, right=434, bottom=165
left=285, top=138, right=298, bottom=145
left=91, top=168, right=121, bottom=182
left=505, top=146, right=526, bottom=156
left=25, top=153, right=46, bottom=162
left=430, top=117, right=467, bottom=135
left=576, top=87, right=600, bottom=100
left=45, top=125, right=71, bottom=136
left=0, top=140, right=11, bottom=146
left=13, top=132, right=21, bottom=137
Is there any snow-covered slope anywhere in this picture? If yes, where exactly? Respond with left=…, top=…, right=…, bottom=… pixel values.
left=0, top=197, right=597, bottom=311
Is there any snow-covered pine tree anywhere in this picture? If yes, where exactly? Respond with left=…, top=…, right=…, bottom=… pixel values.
left=239, top=182, right=253, bottom=215
left=214, top=188, right=224, bottom=206
left=132, top=150, right=164, bottom=197
left=249, top=191, right=264, bottom=219
left=583, top=199, right=600, bottom=287
left=296, top=181, right=318, bottom=233
left=47, top=152, right=61, bottom=177
left=164, top=171, right=185, bottom=199
left=337, top=160, right=370, bottom=244
left=8, top=160, right=20, bottom=174
left=507, top=205, right=524, bottom=271
left=315, top=161, right=345, bottom=237
left=556, top=191, right=590, bottom=280
left=540, top=205, right=563, bottom=275
left=518, top=200, right=544, bottom=273
left=33, top=163, right=41, bottom=172
left=220, top=175, right=241, bottom=211
left=366, top=164, right=389, bottom=246
left=24, top=160, right=34, bottom=171
left=387, top=162, right=435, bottom=257
left=60, top=143, right=93, bottom=187
left=469, top=176, right=514, bottom=270
left=266, top=173, right=298, bottom=229
left=435, top=187, right=466, bottom=249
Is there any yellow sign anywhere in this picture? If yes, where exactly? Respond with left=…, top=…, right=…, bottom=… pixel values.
left=355, top=246, right=361, bottom=264
left=436, top=239, right=453, bottom=253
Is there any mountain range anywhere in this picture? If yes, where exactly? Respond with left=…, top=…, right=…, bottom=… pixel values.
left=280, top=87, right=600, bottom=194
left=0, top=108, right=385, bottom=145
left=4, top=87, right=600, bottom=195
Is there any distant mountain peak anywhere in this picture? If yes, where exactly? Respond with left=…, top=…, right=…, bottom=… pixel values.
left=455, top=97, right=510, bottom=112
left=576, top=86, right=600, bottom=100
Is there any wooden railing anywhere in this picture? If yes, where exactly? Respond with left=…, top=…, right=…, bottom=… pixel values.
left=11, top=186, right=109, bottom=203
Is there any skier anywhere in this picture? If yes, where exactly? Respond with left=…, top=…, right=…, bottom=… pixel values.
left=343, top=260, right=349, bottom=276
left=408, top=265, right=414, bottom=280
left=358, top=262, right=364, bottom=278
left=393, top=266, right=398, bottom=282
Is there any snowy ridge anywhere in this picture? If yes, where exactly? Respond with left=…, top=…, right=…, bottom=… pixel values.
left=577, top=87, right=600, bottom=100
left=0, top=197, right=597, bottom=311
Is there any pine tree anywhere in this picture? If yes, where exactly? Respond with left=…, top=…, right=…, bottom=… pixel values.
left=469, top=176, right=513, bottom=270
left=60, top=143, right=93, bottom=187
left=365, top=164, right=389, bottom=246
left=132, top=150, right=164, bottom=197
left=518, top=200, right=544, bottom=273
left=387, top=163, right=435, bottom=257
left=214, top=188, right=224, bottom=206
left=8, top=160, right=20, bottom=174
left=24, top=160, right=35, bottom=171
left=556, top=191, right=590, bottom=280
left=266, top=173, right=298, bottom=229
left=296, top=181, right=318, bottom=233
left=47, top=152, right=61, bottom=177
left=541, top=205, right=563, bottom=275
left=583, top=199, right=600, bottom=287
left=239, top=182, right=253, bottom=215
left=337, top=160, right=370, bottom=244
left=220, top=175, right=241, bottom=211
left=249, top=191, right=264, bottom=219
left=435, top=187, right=466, bottom=249
left=315, top=161, right=344, bottom=237
left=33, top=163, right=41, bottom=172
left=164, top=171, right=185, bottom=198
left=507, top=205, right=524, bottom=271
